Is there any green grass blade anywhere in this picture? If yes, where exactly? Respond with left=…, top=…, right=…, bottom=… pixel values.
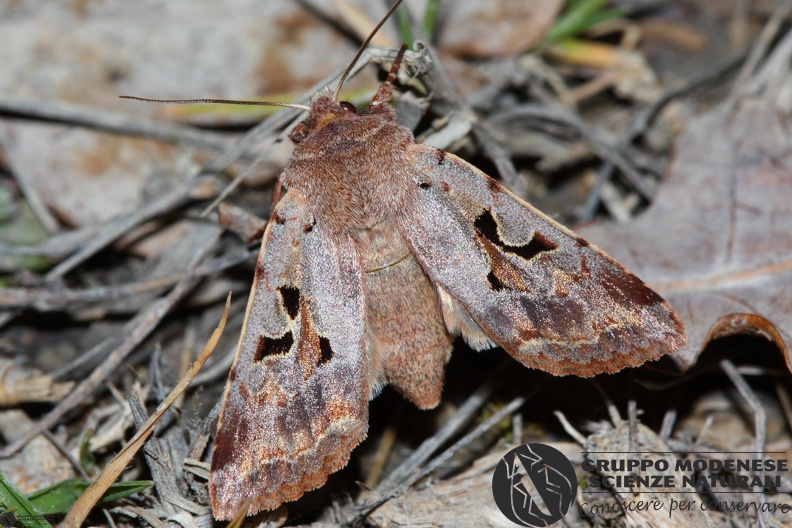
left=0, top=471, right=51, bottom=528
left=544, top=0, right=624, bottom=44
left=422, top=0, right=440, bottom=38
left=26, top=479, right=154, bottom=516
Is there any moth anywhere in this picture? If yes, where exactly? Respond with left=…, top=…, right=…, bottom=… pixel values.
left=205, top=1, right=686, bottom=520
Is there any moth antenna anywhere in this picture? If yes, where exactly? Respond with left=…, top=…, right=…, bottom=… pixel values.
left=332, top=0, right=404, bottom=101
left=370, top=43, right=407, bottom=109
left=119, top=95, right=311, bottom=112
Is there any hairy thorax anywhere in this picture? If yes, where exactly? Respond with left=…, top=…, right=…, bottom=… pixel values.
left=281, top=113, right=417, bottom=235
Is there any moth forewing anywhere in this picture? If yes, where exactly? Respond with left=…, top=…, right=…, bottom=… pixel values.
left=399, top=145, right=685, bottom=376
left=209, top=192, right=369, bottom=520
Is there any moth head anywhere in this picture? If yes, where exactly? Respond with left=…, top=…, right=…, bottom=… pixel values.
left=288, top=91, right=358, bottom=144
left=287, top=87, right=392, bottom=145
left=284, top=0, right=407, bottom=146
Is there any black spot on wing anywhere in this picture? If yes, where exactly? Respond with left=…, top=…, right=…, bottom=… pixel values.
left=487, top=270, right=504, bottom=291
left=318, top=336, right=333, bottom=365
left=278, top=286, right=300, bottom=319
left=254, top=332, right=294, bottom=361
left=474, top=209, right=557, bottom=261
left=519, top=234, right=558, bottom=260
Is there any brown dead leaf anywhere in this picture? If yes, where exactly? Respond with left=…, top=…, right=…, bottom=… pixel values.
left=437, top=0, right=563, bottom=58
left=6, top=123, right=181, bottom=227
left=577, top=93, right=792, bottom=373
left=0, top=0, right=360, bottom=257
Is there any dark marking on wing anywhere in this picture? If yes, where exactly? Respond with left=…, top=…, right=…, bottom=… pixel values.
left=607, top=267, right=666, bottom=307
left=273, top=212, right=285, bottom=225
left=227, top=366, right=237, bottom=382
left=474, top=209, right=558, bottom=261
left=418, top=181, right=432, bottom=189
left=487, top=270, right=504, bottom=291
left=576, top=236, right=590, bottom=247
left=304, top=218, right=316, bottom=233
left=435, top=149, right=447, bottom=165
left=318, top=336, right=333, bottom=365
left=278, top=286, right=300, bottom=319
left=211, top=406, right=251, bottom=470
left=486, top=177, right=499, bottom=191
left=254, top=332, right=294, bottom=361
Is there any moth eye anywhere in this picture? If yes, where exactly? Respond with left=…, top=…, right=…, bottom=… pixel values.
left=290, top=122, right=309, bottom=144
left=340, top=101, right=356, bottom=113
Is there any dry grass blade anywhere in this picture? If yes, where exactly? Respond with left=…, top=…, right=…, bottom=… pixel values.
left=61, top=293, right=231, bottom=528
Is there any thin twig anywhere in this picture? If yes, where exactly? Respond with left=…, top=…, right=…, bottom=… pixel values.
left=576, top=51, right=746, bottom=223
left=0, top=121, right=60, bottom=233
left=0, top=228, right=221, bottom=458
left=736, top=1, right=792, bottom=86
left=44, top=177, right=212, bottom=280
left=401, top=14, right=520, bottom=185
left=44, top=431, right=90, bottom=481
left=0, top=223, right=103, bottom=260
left=376, top=360, right=512, bottom=489
left=356, top=396, right=526, bottom=517
left=555, top=411, right=587, bottom=446
left=41, top=65, right=330, bottom=280
left=659, top=408, right=678, bottom=441
left=0, top=95, right=229, bottom=152
left=721, top=359, right=769, bottom=528
left=491, top=104, right=655, bottom=200
left=61, top=294, right=228, bottom=528
left=0, top=247, right=255, bottom=312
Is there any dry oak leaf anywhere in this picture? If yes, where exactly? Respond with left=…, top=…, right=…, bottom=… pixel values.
left=577, top=95, right=792, bottom=373
left=436, top=0, right=563, bottom=58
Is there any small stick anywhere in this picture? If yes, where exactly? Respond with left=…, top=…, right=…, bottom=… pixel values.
left=0, top=230, right=220, bottom=458
left=61, top=293, right=229, bottom=528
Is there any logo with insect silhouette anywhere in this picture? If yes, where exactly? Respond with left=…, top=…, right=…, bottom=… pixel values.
left=0, top=511, right=16, bottom=528
left=492, top=443, right=578, bottom=526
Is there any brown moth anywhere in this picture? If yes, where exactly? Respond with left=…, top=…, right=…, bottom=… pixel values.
left=208, top=1, right=686, bottom=520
